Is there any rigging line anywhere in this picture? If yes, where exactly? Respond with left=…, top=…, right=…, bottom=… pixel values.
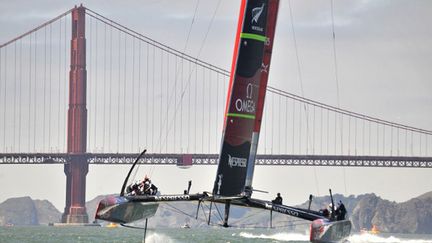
left=63, top=17, right=67, bottom=152
left=116, top=30, right=121, bottom=152
left=165, top=54, right=170, bottom=153
left=103, top=24, right=107, bottom=151
left=0, top=50, right=3, bottom=135
left=189, top=60, right=192, bottom=152
left=161, top=203, right=196, bottom=219
left=131, top=36, right=135, bottom=151
left=84, top=10, right=229, bottom=76
left=28, top=34, right=32, bottom=151
left=33, top=32, right=37, bottom=151
left=48, top=24, right=52, bottom=151
left=288, top=0, right=312, bottom=152
left=183, top=0, right=200, bottom=55
left=145, top=43, right=149, bottom=150
left=109, top=25, right=113, bottom=152
left=199, top=201, right=219, bottom=222
left=13, top=42, right=17, bottom=151
left=330, top=0, right=341, bottom=110
left=0, top=48, right=3, bottom=151
left=165, top=0, right=202, bottom=153
left=156, top=0, right=213, bottom=153
left=18, top=39, right=22, bottom=151
left=0, top=48, right=3, bottom=150
left=230, top=208, right=268, bottom=225
left=157, top=0, right=222, bottom=152
left=285, top=97, right=289, bottom=153
left=199, top=201, right=209, bottom=223
left=137, top=37, right=141, bottom=151
left=195, top=0, right=221, bottom=62
left=95, top=19, right=100, bottom=151
left=288, top=0, right=305, bottom=97
left=330, top=0, right=347, bottom=193
left=202, top=69, right=205, bottom=152
left=57, top=19, right=62, bottom=151
left=2, top=48, right=6, bottom=151
left=43, top=28, right=46, bottom=151
left=123, top=32, right=127, bottom=152
left=160, top=49, right=163, bottom=153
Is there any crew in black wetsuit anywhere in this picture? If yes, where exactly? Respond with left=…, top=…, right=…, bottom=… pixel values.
left=143, top=179, right=158, bottom=195
left=272, top=193, right=283, bottom=205
left=336, top=201, right=347, bottom=220
left=126, top=176, right=158, bottom=196
left=126, top=181, right=141, bottom=196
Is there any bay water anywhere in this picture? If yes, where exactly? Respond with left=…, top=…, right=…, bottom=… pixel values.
left=1, top=226, right=432, bottom=243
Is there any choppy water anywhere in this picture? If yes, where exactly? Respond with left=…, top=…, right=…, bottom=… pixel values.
left=0, top=226, right=431, bottom=243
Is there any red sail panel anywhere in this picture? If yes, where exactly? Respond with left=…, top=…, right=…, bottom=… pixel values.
left=213, top=0, right=280, bottom=197
left=223, top=0, right=246, bottom=129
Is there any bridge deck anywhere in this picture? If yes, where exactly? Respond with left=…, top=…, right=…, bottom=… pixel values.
left=1, top=153, right=431, bottom=168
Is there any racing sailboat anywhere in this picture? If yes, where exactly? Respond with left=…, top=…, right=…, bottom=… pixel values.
left=95, top=0, right=351, bottom=242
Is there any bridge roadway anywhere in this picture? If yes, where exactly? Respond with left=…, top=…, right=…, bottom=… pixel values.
left=1, top=153, right=431, bottom=168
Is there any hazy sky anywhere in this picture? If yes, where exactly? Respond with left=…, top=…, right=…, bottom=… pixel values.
left=1, top=0, right=431, bottom=212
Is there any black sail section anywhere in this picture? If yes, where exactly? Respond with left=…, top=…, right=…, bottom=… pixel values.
left=213, top=0, right=279, bottom=197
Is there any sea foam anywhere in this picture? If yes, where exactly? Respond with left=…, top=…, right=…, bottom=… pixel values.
left=145, top=232, right=175, bottom=243
left=239, top=231, right=309, bottom=241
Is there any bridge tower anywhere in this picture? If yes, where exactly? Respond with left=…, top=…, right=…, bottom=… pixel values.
left=62, top=5, right=89, bottom=223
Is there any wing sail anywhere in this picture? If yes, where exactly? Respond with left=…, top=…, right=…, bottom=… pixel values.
left=213, top=0, right=280, bottom=197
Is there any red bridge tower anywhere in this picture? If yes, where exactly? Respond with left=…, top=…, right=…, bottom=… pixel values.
left=62, top=5, right=89, bottom=223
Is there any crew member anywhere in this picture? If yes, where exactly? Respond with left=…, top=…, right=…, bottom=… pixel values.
left=272, top=193, right=283, bottom=205
left=320, top=208, right=330, bottom=218
left=336, top=201, right=347, bottom=220
left=126, top=181, right=141, bottom=196
left=142, top=176, right=158, bottom=195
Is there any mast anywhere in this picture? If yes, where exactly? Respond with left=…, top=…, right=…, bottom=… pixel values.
left=213, top=0, right=280, bottom=197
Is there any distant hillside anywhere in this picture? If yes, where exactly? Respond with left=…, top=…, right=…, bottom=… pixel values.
left=350, top=192, right=432, bottom=233
left=0, top=197, right=61, bottom=225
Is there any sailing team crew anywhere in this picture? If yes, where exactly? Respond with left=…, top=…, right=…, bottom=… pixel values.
left=126, top=176, right=158, bottom=196
left=272, top=193, right=283, bottom=205
left=320, top=201, right=347, bottom=221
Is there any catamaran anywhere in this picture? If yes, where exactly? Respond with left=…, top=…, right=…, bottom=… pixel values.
left=95, top=0, right=352, bottom=242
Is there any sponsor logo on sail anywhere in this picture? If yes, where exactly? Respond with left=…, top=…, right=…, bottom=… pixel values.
left=235, top=83, right=256, bottom=113
left=228, top=154, right=247, bottom=168
left=251, top=3, right=265, bottom=32
left=261, top=62, right=268, bottom=73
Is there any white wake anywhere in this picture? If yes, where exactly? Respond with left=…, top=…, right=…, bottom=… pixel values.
left=239, top=231, right=309, bottom=242
left=145, top=232, right=175, bottom=243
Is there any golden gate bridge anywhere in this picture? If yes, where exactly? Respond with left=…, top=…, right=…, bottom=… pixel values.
left=0, top=5, right=431, bottom=224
